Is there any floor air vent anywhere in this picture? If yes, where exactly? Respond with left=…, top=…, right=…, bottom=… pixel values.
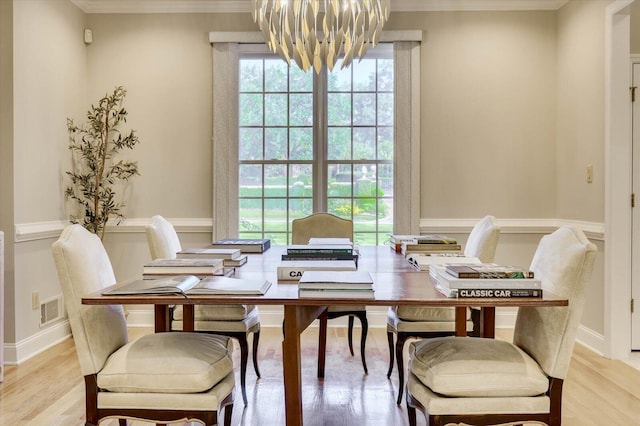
left=40, top=296, right=62, bottom=327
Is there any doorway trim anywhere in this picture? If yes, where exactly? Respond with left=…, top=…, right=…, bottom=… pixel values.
left=605, top=0, right=634, bottom=359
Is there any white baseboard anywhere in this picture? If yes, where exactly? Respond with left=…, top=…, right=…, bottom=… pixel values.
left=3, top=320, right=71, bottom=365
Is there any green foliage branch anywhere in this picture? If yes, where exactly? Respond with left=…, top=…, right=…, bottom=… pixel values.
left=65, top=86, right=140, bottom=240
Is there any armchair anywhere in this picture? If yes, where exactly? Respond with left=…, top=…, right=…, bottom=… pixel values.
left=145, top=215, right=260, bottom=406
left=406, top=226, right=596, bottom=426
left=291, top=212, right=368, bottom=377
left=387, top=215, right=501, bottom=403
left=52, top=225, right=235, bottom=426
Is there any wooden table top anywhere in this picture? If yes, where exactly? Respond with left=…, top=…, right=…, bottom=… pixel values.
left=83, top=246, right=567, bottom=309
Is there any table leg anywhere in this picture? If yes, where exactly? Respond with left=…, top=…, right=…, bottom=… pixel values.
left=455, top=306, right=467, bottom=336
left=282, top=305, right=327, bottom=426
left=480, top=307, right=496, bottom=338
left=154, top=305, right=170, bottom=332
left=183, top=305, right=195, bottom=332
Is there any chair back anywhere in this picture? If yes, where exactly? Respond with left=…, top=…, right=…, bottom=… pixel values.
left=513, top=226, right=596, bottom=380
left=146, top=215, right=182, bottom=259
left=291, top=212, right=353, bottom=244
left=51, top=225, right=128, bottom=376
left=463, top=215, right=500, bottom=262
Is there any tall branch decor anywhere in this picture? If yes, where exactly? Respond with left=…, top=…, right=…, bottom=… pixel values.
left=65, top=86, right=140, bottom=240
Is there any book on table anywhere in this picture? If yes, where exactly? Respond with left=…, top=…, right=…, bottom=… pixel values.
left=406, top=253, right=480, bottom=272
left=298, top=288, right=375, bottom=299
left=103, top=275, right=201, bottom=295
left=445, top=263, right=535, bottom=279
left=277, top=260, right=357, bottom=281
left=307, top=237, right=353, bottom=246
left=176, top=247, right=242, bottom=260
left=142, top=258, right=224, bottom=277
left=286, top=244, right=353, bottom=256
left=211, top=238, right=271, bottom=253
left=389, top=234, right=458, bottom=253
left=188, top=276, right=272, bottom=295
left=222, top=255, right=248, bottom=267
left=430, top=265, right=541, bottom=289
left=298, top=270, right=374, bottom=298
left=401, top=243, right=462, bottom=256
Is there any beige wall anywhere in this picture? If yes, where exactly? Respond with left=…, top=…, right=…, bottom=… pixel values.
left=10, top=0, right=87, bottom=343
left=86, top=13, right=256, bottom=219
left=556, top=0, right=610, bottom=336
left=388, top=12, right=558, bottom=219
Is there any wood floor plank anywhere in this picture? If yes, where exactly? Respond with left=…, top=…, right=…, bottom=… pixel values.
left=1, top=327, right=639, bottom=426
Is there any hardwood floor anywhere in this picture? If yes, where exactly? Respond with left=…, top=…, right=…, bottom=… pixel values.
left=1, top=326, right=639, bottom=426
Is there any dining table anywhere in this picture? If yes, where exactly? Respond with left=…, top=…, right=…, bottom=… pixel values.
left=83, top=245, right=568, bottom=426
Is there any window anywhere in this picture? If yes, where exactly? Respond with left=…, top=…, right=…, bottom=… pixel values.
left=237, top=45, right=394, bottom=245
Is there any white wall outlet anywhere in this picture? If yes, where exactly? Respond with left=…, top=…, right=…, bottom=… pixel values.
left=31, top=292, right=39, bottom=310
left=586, top=164, right=593, bottom=183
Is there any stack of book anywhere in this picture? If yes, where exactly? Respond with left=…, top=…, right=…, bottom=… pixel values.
left=277, top=241, right=358, bottom=281
left=211, top=238, right=271, bottom=253
left=406, top=252, right=480, bottom=272
left=142, top=258, right=226, bottom=279
left=176, top=247, right=248, bottom=267
left=393, top=235, right=462, bottom=256
left=282, top=243, right=356, bottom=261
left=298, top=270, right=375, bottom=299
left=430, top=263, right=542, bottom=298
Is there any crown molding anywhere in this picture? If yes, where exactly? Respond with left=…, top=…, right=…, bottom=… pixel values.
left=70, top=0, right=569, bottom=14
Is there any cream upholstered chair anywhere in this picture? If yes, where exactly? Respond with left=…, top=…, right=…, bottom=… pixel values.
left=291, top=212, right=368, bottom=377
left=406, top=226, right=596, bottom=426
left=52, top=225, right=235, bottom=426
left=145, top=215, right=260, bottom=406
left=387, top=215, right=500, bottom=404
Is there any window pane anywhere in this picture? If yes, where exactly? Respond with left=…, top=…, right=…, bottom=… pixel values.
left=239, top=199, right=262, bottom=232
left=265, top=164, right=287, bottom=197
left=328, top=64, right=352, bottom=91
left=265, top=60, right=288, bottom=92
left=290, top=93, right=313, bottom=126
left=290, top=66, right=312, bottom=92
left=328, top=93, right=351, bottom=125
left=377, top=59, right=394, bottom=91
left=265, top=127, right=287, bottom=160
left=353, top=127, right=376, bottom=160
left=239, top=164, right=262, bottom=193
left=239, top=59, right=263, bottom=92
left=377, top=127, right=393, bottom=160
left=378, top=93, right=393, bottom=126
left=289, top=127, right=312, bottom=160
left=265, top=94, right=287, bottom=126
left=239, top=93, right=263, bottom=126
left=264, top=198, right=287, bottom=233
left=353, top=93, right=376, bottom=126
left=239, top=127, right=263, bottom=160
left=328, top=127, right=351, bottom=160
left=327, top=198, right=353, bottom=220
left=328, top=164, right=352, bottom=197
left=289, top=164, right=313, bottom=195
left=353, top=59, right=376, bottom=91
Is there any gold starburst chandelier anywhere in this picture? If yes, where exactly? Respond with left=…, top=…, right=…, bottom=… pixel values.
left=252, top=0, right=391, bottom=74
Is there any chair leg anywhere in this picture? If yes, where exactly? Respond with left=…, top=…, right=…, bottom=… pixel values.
left=395, top=334, right=408, bottom=405
left=238, top=336, right=249, bottom=406
left=252, top=329, right=261, bottom=378
left=386, top=330, right=395, bottom=378
left=357, top=312, right=368, bottom=374
left=347, top=315, right=355, bottom=356
left=223, top=402, right=234, bottom=426
left=119, top=420, right=127, bottom=426
left=317, top=309, right=328, bottom=379
left=406, top=396, right=417, bottom=426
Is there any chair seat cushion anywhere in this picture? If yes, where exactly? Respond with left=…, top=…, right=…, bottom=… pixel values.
left=409, top=336, right=549, bottom=397
left=97, top=332, right=233, bottom=393
left=173, top=304, right=255, bottom=321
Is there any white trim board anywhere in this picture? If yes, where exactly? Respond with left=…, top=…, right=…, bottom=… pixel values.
left=3, top=320, right=71, bottom=365
left=15, top=217, right=604, bottom=243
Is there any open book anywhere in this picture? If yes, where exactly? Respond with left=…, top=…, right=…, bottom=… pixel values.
left=189, top=276, right=272, bottom=295
left=103, top=275, right=201, bottom=295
